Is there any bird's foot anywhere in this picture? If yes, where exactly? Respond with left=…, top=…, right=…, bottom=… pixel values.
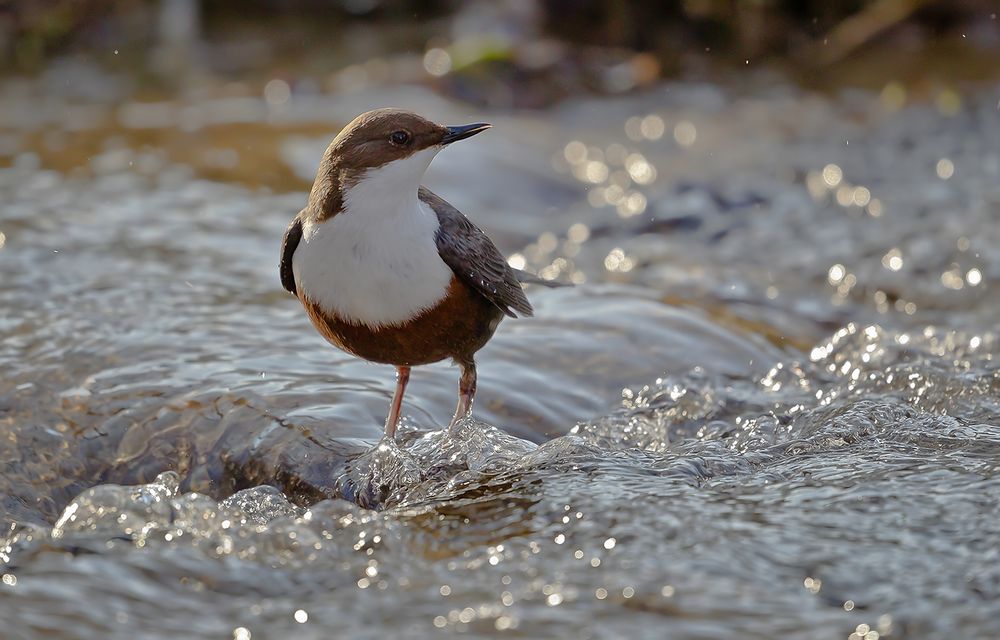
left=334, top=437, right=422, bottom=509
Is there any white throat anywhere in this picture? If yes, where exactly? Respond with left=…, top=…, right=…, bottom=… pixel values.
left=292, top=148, right=453, bottom=328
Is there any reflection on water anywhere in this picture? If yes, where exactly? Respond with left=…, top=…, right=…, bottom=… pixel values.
left=1, top=62, right=999, bottom=638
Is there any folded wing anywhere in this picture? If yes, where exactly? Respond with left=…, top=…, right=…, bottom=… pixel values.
left=279, top=215, right=303, bottom=295
left=421, top=187, right=533, bottom=318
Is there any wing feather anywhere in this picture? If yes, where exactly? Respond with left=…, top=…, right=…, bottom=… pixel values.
left=420, top=187, right=533, bottom=318
left=279, top=215, right=303, bottom=295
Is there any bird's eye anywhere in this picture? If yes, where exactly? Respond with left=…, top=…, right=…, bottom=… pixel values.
left=389, top=130, right=410, bottom=145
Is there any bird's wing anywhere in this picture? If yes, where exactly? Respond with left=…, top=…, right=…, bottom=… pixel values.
left=279, top=214, right=303, bottom=295
left=420, top=187, right=533, bottom=318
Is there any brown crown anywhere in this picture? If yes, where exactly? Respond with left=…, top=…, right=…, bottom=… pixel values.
left=327, top=108, right=448, bottom=172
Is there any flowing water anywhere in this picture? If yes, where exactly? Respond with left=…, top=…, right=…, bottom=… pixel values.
left=1, top=63, right=999, bottom=638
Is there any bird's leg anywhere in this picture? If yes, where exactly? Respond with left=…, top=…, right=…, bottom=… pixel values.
left=384, top=366, right=410, bottom=439
left=450, top=361, right=477, bottom=427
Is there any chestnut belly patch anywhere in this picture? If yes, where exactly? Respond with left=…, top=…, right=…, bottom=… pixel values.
left=301, top=276, right=504, bottom=366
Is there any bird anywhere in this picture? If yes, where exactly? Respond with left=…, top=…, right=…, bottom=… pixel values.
left=279, top=108, right=551, bottom=440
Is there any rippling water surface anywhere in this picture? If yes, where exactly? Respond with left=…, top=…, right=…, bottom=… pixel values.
left=1, top=68, right=999, bottom=639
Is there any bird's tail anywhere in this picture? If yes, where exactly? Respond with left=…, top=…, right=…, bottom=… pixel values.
left=513, top=268, right=572, bottom=288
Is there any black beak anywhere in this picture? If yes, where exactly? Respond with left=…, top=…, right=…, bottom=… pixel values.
left=442, top=123, right=491, bottom=145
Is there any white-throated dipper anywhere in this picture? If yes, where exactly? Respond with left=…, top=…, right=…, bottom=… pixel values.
left=280, top=108, right=548, bottom=439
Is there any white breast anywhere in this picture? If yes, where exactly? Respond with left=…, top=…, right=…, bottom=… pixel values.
left=292, top=150, right=453, bottom=328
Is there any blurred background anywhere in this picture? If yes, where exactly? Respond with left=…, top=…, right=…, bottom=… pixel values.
left=1, top=0, right=999, bottom=188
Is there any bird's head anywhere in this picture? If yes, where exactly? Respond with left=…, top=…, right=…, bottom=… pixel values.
left=308, top=108, right=490, bottom=217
